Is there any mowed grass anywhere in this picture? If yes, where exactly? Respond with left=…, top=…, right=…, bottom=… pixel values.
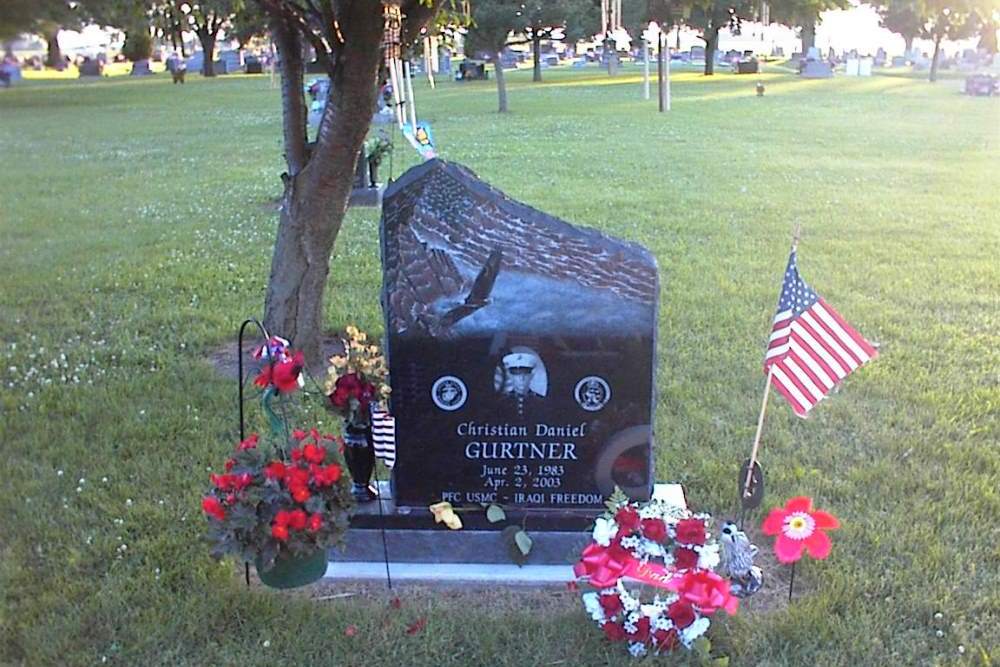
left=1, top=64, right=998, bottom=666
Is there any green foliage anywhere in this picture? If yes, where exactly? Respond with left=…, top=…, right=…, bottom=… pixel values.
left=121, top=28, right=153, bottom=62
left=877, top=0, right=926, bottom=46
left=1, top=68, right=999, bottom=665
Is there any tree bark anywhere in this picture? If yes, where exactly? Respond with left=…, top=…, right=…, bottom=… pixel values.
left=45, top=29, right=63, bottom=70
left=929, top=34, right=942, bottom=82
left=263, top=5, right=385, bottom=367
left=800, top=21, right=816, bottom=54
left=704, top=29, right=718, bottom=75
left=532, top=32, right=542, bottom=82
left=494, top=50, right=508, bottom=112
left=271, top=15, right=308, bottom=173
left=198, top=30, right=217, bottom=76
left=904, top=35, right=914, bottom=54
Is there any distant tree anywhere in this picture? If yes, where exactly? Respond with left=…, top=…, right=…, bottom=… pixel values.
left=517, top=2, right=590, bottom=82
left=979, top=12, right=998, bottom=52
left=229, top=2, right=270, bottom=49
left=253, top=0, right=454, bottom=366
left=0, top=0, right=79, bottom=68
left=878, top=0, right=925, bottom=52
left=81, top=0, right=156, bottom=63
left=465, top=0, right=520, bottom=111
left=769, top=0, right=851, bottom=54
left=918, top=0, right=985, bottom=81
left=683, top=0, right=757, bottom=74
left=172, top=0, right=243, bottom=76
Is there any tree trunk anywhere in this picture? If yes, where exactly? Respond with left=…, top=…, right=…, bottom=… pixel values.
left=4, top=41, right=15, bottom=58
left=532, top=32, right=542, bottom=82
left=45, top=29, right=63, bottom=70
left=800, top=21, right=816, bottom=54
left=263, top=6, right=384, bottom=367
left=199, top=30, right=217, bottom=76
left=929, top=34, right=942, bottom=82
left=494, top=50, right=508, bottom=112
left=704, top=29, right=718, bottom=75
left=904, top=35, right=914, bottom=54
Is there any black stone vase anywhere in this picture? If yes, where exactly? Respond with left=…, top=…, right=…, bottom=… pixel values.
left=343, top=422, right=377, bottom=502
left=368, top=160, right=379, bottom=188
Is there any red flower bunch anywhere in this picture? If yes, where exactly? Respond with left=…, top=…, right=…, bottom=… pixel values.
left=328, top=372, right=376, bottom=419
left=324, top=326, right=389, bottom=427
left=254, top=350, right=305, bottom=394
left=668, top=569, right=739, bottom=616
left=202, top=428, right=351, bottom=572
left=761, top=496, right=839, bottom=564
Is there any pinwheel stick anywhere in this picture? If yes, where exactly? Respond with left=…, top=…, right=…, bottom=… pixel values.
left=788, top=561, right=796, bottom=602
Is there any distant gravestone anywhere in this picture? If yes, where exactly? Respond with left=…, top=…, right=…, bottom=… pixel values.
left=130, top=59, right=151, bottom=76
left=218, top=50, right=242, bottom=74
left=381, top=160, right=658, bottom=511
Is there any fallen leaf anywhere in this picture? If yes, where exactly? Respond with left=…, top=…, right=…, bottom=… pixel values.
left=344, top=624, right=358, bottom=637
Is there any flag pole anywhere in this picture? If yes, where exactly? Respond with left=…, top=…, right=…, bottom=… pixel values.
left=741, top=224, right=803, bottom=502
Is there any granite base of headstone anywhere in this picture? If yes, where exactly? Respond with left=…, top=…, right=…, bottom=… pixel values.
left=801, top=61, right=833, bottom=78
left=130, top=59, right=152, bottom=76
left=348, top=148, right=384, bottom=207
left=79, top=59, right=103, bottom=77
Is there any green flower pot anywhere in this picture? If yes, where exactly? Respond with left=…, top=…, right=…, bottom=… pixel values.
left=256, top=548, right=328, bottom=589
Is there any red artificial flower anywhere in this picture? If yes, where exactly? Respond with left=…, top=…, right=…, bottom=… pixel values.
left=286, top=467, right=310, bottom=488
left=290, top=448, right=304, bottom=463
left=292, top=429, right=307, bottom=440
left=627, top=616, right=651, bottom=643
left=761, top=496, right=840, bottom=564
left=405, top=617, right=428, bottom=636
left=670, top=569, right=738, bottom=616
left=601, top=621, right=627, bottom=642
left=674, top=547, right=699, bottom=570
left=307, top=513, right=323, bottom=532
left=303, top=443, right=326, bottom=464
left=233, top=473, right=253, bottom=491
left=599, top=593, right=623, bottom=616
left=287, top=509, right=307, bottom=530
left=675, top=518, right=706, bottom=545
left=614, top=506, right=641, bottom=533
left=667, top=600, right=696, bottom=629
left=236, top=434, right=259, bottom=450
left=271, top=524, right=289, bottom=541
left=653, top=628, right=679, bottom=652
left=209, top=473, right=230, bottom=490
left=641, top=518, right=667, bottom=542
left=264, top=461, right=286, bottom=481
left=201, top=496, right=226, bottom=521
left=291, top=484, right=311, bottom=503
left=273, top=510, right=291, bottom=526
left=224, top=458, right=236, bottom=472
left=272, top=351, right=305, bottom=393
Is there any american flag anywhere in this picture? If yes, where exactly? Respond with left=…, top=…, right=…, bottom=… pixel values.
left=370, top=410, right=397, bottom=468
left=765, top=251, right=878, bottom=417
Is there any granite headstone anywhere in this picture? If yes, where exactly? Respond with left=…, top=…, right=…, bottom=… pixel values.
left=380, top=160, right=658, bottom=512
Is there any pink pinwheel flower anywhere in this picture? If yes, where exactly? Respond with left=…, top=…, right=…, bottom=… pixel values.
left=761, top=496, right=839, bottom=564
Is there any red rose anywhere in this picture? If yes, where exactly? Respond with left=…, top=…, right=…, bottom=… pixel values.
left=674, top=547, right=699, bottom=570
left=337, top=373, right=360, bottom=393
left=303, top=444, right=326, bottom=464
left=601, top=621, right=627, bottom=642
left=273, top=510, right=291, bottom=526
left=264, top=461, right=286, bottom=480
left=641, top=518, right=667, bottom=542
left=615, top=506, right=641, bottom=533
left=627, top=616, right=651, bottom=642
left=201, top=496, right=226, bottom=521
left=271, top=524, right=289, bottom=541
left=291, top=484, right=311, bottom=503
left=330, top=387, right=350, bottom=409
left=599, top=593, right=623, bottom=616
left=667, top=600, right=696, bottom=629
left=307, top=513, right=323, bottom=532
left=653, top=628, right=679, bottom=652
left=288, top=509, right=307, bottom=530
left=675, top=518, right=706, bottom=545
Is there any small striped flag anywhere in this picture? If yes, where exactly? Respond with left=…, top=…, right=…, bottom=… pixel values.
left=765, top=251, right=878, bottom=417
left=371, top=410, right=397, bottom=468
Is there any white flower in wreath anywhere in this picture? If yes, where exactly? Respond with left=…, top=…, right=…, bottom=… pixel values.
left=582, top=592, right=605, bottom=623
left=640, top=603, right=662, bottom=618
left=681, top=617, right=711, bottom=646
left=640, top=539, right=666, bottom=558
left=620, top=534, right=641, bottom=551
left=592, top=517, right=617, bottom=547
left=628, top=642, right=648, bottom=657
left=621, top=592, right=640, bottom=612
left=653, top=615, right=675, bottom=632
left=697, top=542, right=721, bottom=570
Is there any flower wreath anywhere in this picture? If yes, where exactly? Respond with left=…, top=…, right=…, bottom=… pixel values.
left=574, top=492, right=738, bottom=658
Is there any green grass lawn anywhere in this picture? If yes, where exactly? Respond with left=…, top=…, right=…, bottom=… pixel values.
left=1, top=65, right=998, bottom=666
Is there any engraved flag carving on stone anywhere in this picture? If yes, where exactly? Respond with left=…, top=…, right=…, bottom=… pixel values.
left=764, top=251, right=878, bottom=417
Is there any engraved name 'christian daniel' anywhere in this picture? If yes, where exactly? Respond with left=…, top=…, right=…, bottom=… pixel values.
left=459, top=421, right=586, bottom=460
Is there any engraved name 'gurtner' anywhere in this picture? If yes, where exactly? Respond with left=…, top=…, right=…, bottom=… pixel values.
left=459, top=421, right=586, bottom=460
